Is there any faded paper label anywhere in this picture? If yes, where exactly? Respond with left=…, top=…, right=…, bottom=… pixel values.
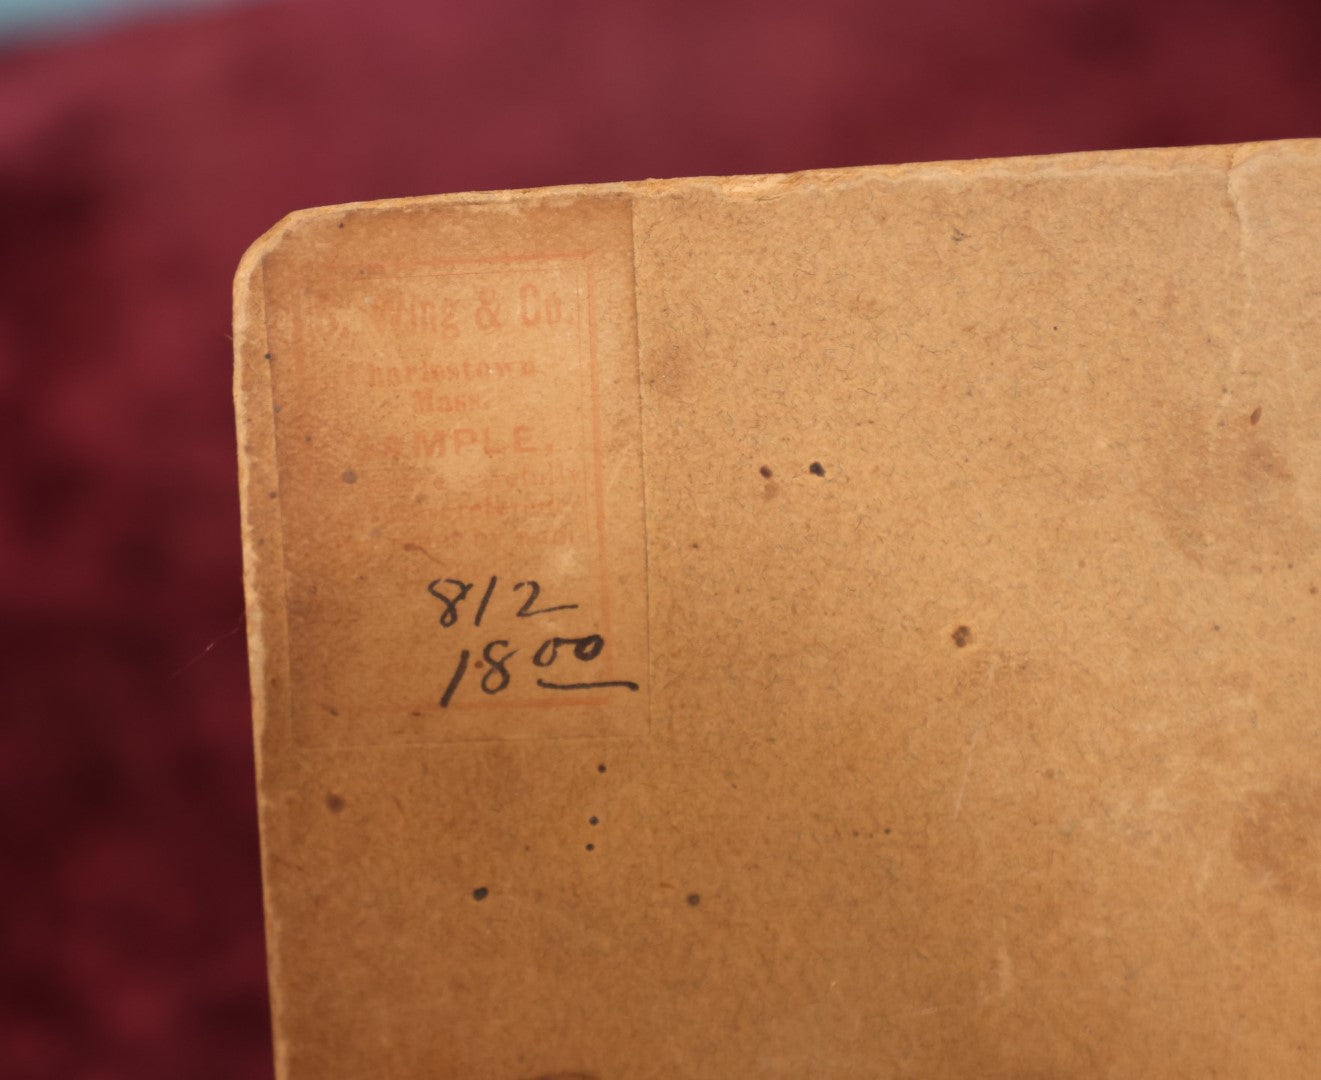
left=260, top=197, right=647, bottom=746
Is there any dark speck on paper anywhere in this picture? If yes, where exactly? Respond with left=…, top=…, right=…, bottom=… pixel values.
left=585, top=843, right=595, bottom=852
left=589, top=816, right=599, bottom=826
left=1250, top=406, right=1263, bottom=425
left=952, top=625, right=972, bottom=648
left=809, top=462, right=825, bottom=477
left=597, top=763, right=607, bottom=773
left=325, top=793, right=345, bottom=813
left=472, top=886, right=489, bottom=901
left=759, top=465, right=773, bottom=479
left=687, top=893, right=701, bottom=906
left=341, top=469, right=358, bottom=484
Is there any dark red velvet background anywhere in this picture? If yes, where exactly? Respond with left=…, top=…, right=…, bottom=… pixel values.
left=0, top=1, right=1317, bottom=1075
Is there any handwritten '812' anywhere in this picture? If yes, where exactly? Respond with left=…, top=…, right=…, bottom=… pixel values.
left=427, top=576, right=639, bottom=708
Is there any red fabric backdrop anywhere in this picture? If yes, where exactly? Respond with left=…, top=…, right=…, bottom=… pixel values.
left=1, top=1, right=1318, bottom=1075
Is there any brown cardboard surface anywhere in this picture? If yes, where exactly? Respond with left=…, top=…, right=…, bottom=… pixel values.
left=235, top=141, right=1321, bottom=1078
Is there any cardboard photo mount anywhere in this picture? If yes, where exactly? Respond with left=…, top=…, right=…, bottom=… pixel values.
left=235, top=140, right=1321, bottom=1078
